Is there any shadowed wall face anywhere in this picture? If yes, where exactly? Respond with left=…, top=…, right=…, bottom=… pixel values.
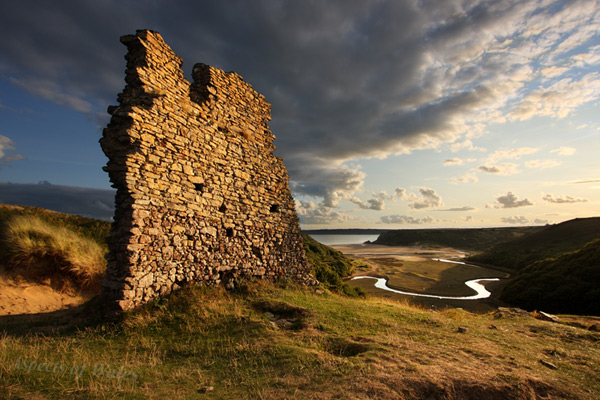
left=100, top=30, right=313, bottom=310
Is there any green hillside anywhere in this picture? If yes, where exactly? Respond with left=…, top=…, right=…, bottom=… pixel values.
left=500, top=239, right=600, bottom=315
left=302, top=233, right=364, bottom=297
left=374, top=226, right=543, bottom=251
left=468, top=217, right=600, bottom=271
left=2, top=281, right=600, bottom=399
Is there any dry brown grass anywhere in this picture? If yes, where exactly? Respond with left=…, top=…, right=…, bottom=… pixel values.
left=1, top=215, right=106, bottom=291
left=1, top=282, right=599, bottom=399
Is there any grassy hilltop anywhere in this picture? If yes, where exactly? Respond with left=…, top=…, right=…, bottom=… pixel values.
left=370, top=219, right=600, bottom=315
left=465, top=218, right=600, bottom=315
left=374, top=226, right=544, bottom=251
left=468, top=217, right=600, bottom=271
left=1, top=205, right=600, bottom=398
left=501, top=239, right=600, bottom=315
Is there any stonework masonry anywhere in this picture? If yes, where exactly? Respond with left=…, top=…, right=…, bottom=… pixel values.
left=100, top=30, right=314, bottom=310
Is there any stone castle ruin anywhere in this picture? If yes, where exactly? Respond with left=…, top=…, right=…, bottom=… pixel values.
left=100, top=30, right=313, bottom=310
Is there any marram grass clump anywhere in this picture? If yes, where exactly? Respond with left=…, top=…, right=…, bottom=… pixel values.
left=0, top=214, right=107, bottom=291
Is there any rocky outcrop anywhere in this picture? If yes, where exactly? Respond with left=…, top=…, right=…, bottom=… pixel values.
left=100, top=30, right=313, bottom=310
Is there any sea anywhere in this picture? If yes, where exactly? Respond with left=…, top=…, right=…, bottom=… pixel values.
left=306, top=234, right=380, bottom=246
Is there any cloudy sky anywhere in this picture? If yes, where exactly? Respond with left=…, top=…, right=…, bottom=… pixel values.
left=1, top=0, right=598, bottom=228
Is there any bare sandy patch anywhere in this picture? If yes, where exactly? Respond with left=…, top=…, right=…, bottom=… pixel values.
left=0, top=264, right=97, bottom=316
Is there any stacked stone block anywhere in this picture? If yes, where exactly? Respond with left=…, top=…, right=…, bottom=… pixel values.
left=100, top=30, right=313, bottom=310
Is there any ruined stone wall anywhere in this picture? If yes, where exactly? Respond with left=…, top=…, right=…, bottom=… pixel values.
left=100, top=30, right=313, bottom=310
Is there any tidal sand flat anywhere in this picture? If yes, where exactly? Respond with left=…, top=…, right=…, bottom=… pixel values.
left=333, top=244, right=507, bottom=312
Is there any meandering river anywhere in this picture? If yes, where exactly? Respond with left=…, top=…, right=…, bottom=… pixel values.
left=351, top=276, right=499, bottom=300
left=350, top=256, right=501, bottom=300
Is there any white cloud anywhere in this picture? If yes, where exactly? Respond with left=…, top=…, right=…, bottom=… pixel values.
left=501, top=216, right=529, bottom=224
left=450, top=139, right=485, bottom=153
left=486, top=147, right=538, bottom=163
left=510, top=73, right=600, bottom=120
left=348, top=191, right=386, bottom=211
left=495, top=192, right=533, bottom=208
left=572, top=47, right=600, bottom=66
left=478, top=163, right=519, bottom=175
left=525, top=159, right=561, bottom=169
left=0, top=135, right=16, bottom=160
left=393, top=187, right=408, bottom=200
left=409, top=187, right=443, bottom=209
left=1, top=0, right=599, bottom=226
left=550, top=146, right=576, bottom=156
left=289, top=159, right=365, bottom=208
left=9, top=77, right=93, bottom=113
left=451, top=172, right=478, bottom=184
left=542, top=194, right=588, bottom=204
left=436, top=206, right=475, bottom=212
left=541, top=66, right=568, bottom=78
left=380, top=215, right=435, bottom=225
left=569, top=179, right=600, bottom=184
left=295, top=200, right=356, bottom=225
left=443, top=158, right=463, bottom=166
left=0, top=134, right=24, bottom=166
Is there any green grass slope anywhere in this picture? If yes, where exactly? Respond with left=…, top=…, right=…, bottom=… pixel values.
left=500, top=239, right=600, bottom=315
left=469, top=217, right=600, bottom=271
left=302, top=233, right=364, bottom=297
left=374, top=226, right=543, bottom=251
left=1, top=282, right=599, bottom=399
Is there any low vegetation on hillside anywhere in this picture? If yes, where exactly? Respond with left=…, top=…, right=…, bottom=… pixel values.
left=468, top=217, right=600, bottom=271
left=501, top=239, right=600, bottom=315
left=301, top=233, right=365, bottom=297
left=0, top=205, right=110, bottom=292
left=461, top=217, right=600, bottom=315
left=374, top=226, right=543, bottom=251
left=1, top=205, right=599, bottom=398
left=2, top=282, right=599, bottom=399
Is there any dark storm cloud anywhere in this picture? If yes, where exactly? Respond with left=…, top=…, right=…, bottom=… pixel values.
left=1, top=0, right=597, bottom=205
left=0, top=182, right=115, bottom=220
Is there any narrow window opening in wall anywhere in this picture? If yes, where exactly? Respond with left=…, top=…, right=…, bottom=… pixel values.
left=226, top=228, right=234, bottom=237
left=270, top=204, right=280, bottom=213
left=194, top=183, right=204, bottom=192
left=219, top=203, right=227, bottom=213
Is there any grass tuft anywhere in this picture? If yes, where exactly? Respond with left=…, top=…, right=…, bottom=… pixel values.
left=0, top=214, right=107, bottom=291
